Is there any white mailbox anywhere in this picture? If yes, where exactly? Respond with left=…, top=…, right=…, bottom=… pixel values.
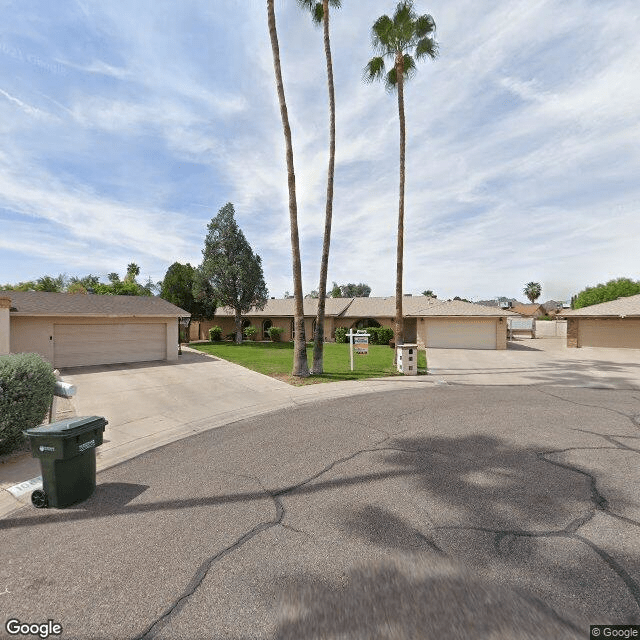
left=396, top=344, right=418, bottom=376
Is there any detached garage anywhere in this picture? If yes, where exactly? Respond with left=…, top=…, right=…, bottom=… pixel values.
left=1, top=291, right=189, bottom=368
left=563, top=294, right=640, bottom=349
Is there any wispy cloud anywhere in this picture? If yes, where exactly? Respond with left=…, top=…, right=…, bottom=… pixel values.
left=0, top=0, right=638, bottom=302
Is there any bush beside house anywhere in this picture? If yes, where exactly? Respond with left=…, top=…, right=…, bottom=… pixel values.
left=0, top=353, right=56, bottom=455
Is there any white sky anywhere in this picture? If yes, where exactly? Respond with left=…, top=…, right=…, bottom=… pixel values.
left=1, top=0, right=639, bottom=302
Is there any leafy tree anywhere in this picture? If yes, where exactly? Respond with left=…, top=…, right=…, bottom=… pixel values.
left=573, top=277, right=640, bottom=309
left=66, top=282, right=88, bottom=294
left=36, top=274, right=66, bottom=292
left=297, top=0, right=341, bottom=375
left=93, top=280, right=150, bottom=296
left=0, top=281, right=37, bottom=291
left=199, top=203, right=268, bottom=344
left=523, top=282, right=542, bottom=304
left=107, top=272, right=120, bottom=284
left=453, top=295, right=470, bottom=303
left=68, top=274, right=101, bottom=292
left=340, top=282, right=372, bottom=297
left=267, top=0, right=309, bottom=377
left=422, top=289, right=436, bottom=297
left=330, top=282, right=342, bottom=298
left=192, top=269, right=218, bottom=321
left=365, top=0, right=437, bottom=351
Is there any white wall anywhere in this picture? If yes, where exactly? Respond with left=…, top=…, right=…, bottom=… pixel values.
left=535, top=320, right=567, bottom=338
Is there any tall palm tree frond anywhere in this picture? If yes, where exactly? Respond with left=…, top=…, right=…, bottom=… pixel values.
left=415, top=36, right=438, bottom=60
left=415, top=13, right=436, bottom=38
left=371, top=15, right=394, bottom=50
left=364, top=56, right=386, bottom=83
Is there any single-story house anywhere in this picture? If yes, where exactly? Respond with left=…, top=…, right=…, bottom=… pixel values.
left=195, top=295, right=516, bottom=350
left=0, top=291, right=190, bottom=368
left=561, top=294, right=640, bottom=349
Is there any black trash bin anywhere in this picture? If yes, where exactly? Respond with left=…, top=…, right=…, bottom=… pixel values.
left=24, top=416, right=108, bottom=509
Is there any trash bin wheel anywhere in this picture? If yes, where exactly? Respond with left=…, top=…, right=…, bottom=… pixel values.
left=31, top=490, right=48, bottom=509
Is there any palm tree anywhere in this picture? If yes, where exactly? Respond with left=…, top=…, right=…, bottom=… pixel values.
left=267, top=0, right=310, bottom=377
left=523, top=282, right=542, bottom=304
left=297, top=0, right=341, bottom=374
left=365, top=1, right=437, bottom=353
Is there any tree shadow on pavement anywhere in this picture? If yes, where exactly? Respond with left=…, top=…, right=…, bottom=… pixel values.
left=268, top=433, right=640, bottom=637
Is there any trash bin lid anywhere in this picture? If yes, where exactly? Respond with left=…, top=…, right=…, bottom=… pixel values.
left=24, top=416, right=108, bottom=438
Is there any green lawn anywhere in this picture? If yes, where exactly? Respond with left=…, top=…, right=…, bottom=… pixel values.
left=190, top=341, right=427, bottom=385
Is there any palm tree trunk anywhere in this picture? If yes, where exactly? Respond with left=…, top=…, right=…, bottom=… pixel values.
left=395, top=51, right=406, bottom=356
left=267, top=0, right=309, bottom=377
left=312, top=0, right=335, bottom=375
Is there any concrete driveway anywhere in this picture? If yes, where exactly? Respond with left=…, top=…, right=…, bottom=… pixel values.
left=427, top=337, right=640, bottom=388
left=1, top=385, right=640, bottom=639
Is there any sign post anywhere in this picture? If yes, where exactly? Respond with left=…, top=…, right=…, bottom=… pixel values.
left=346, top=329, right=370, bottom=371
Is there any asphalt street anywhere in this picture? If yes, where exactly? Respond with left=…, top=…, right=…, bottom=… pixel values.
left=2, top=384, right=640, bottom=639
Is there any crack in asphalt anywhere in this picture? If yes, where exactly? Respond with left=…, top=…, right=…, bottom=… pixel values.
left=135, top=429, right=408, bottom=639
left=137, top=392, right=640, bottom=637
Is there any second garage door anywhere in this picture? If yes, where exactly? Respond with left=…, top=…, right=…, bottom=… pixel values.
left=578, top=318, right=640, bottom=349
left=427, top=319, right=496, bottom=349
left=54, top=323, right=167, bottom=368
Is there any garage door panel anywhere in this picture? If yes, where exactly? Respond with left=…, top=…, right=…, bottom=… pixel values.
left=427, top=320, right=496, bottom=349
left=579, top=319, right=640, bottom=349
left=54, top=323, right=166, bottom=367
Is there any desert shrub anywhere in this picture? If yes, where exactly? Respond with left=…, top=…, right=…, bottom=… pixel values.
left=244, top=326, right=258, bottom=340
left=267, top=326, right=284, bottom=342
left=367, top=327, right=394, bottom=345
left=0, top=353, right=56, bottom=455
left=208, top=326, right=222, bottom=341
left=334, top=327, right=348, bottom=343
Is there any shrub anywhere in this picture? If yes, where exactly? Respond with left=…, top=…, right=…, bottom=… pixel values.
left=334, top=327, right=348, bottom=343
left=244, top=326, right=258, bottom=340
left=208, top=326, right=223, bottom=341
left=267, top=326, right=284, bottom=342
left=367, top=327, right=394, bottom=345
left=0, top=353, right=56, bottom=455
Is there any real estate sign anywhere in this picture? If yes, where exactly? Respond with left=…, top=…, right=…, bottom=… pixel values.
left=354, top=334, right=369, bottom=355
left=346, top=330, right=370, bottom=371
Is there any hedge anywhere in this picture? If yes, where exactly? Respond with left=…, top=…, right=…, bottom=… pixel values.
left=0, top=353, right=56, bottom=455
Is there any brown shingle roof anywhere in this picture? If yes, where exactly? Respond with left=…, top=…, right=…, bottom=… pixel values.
left=214, top=297, right=352, bottom=318
left=214, top=296, right=516, bottom=318
left=561, top=294, right=640, bottom=317
left=510, top=303, right=543, bottom=316
left=5, top=291, right=190, bottom=317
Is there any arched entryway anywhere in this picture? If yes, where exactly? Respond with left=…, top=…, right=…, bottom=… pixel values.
left=351, top=318, right=381, bottom=330
left=262, top=319, right=273, bottom=340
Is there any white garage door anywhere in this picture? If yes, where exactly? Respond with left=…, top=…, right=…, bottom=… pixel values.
left=54, top=323, right=167, bottom=368
left=578, top=319, right=640, bottom=349
left=427, top=319, right=496, bottom=349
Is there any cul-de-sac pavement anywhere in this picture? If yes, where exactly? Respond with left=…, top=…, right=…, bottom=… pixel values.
left=1, top=339, right=640, bottom=639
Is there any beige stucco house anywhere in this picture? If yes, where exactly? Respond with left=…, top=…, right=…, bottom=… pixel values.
left=0, top=292, right=190, bottom=368
left=195, top=295, right=515, bottom=350
left=562, top=294, right=640, bottom=349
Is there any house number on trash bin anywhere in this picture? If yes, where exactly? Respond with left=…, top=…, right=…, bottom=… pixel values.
left=38, top=446, right=55, bottom=453
left=78, top=439, right=95, bottom=452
